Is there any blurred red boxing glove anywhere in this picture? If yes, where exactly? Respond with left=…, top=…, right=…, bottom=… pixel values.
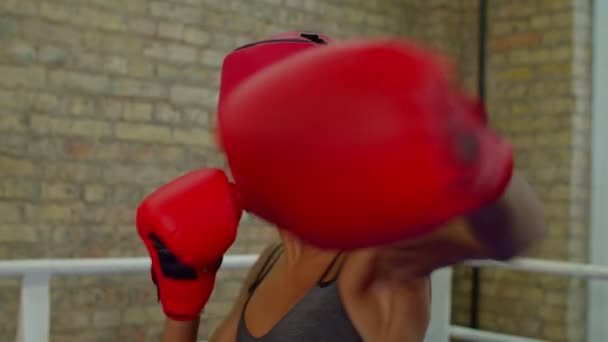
left=136, top=169, right=242, bottom=320
left=218, top=39, right=513, bottom=250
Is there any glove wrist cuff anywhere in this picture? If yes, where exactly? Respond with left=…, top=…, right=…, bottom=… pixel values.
left=164, top=310, right=202, bottom=322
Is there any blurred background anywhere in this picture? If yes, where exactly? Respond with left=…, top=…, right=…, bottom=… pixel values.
left=0, top=0, right=604, bottom=341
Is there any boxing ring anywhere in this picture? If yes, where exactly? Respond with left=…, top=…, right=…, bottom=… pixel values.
left=1, top=2, right=606, bottom=342
left=1, top=256, right=608, bottom=342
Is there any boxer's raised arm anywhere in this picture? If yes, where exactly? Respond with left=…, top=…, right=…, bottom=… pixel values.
left=465, top=172, right=545, bottom=260
left=162, top=318, right=200, bottom=342
left=367, top=173, right=544, bottom=282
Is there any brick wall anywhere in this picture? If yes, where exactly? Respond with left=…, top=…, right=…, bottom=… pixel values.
left=0, top=0, right=593, bottom=341
left=450, top=1, right=594, bottom=341
left=0, top=1, right=473, bottom=341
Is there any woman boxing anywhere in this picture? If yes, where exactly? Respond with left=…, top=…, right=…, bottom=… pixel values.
left=136, top=33, right=545, bottom=342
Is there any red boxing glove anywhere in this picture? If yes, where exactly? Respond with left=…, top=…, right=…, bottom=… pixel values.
left=136, top=169, right=242, bottom=320
left=218, top=39, right=513, bottom=250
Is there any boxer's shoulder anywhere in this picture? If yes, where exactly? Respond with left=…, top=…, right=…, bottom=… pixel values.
left=340, top=247, right=431, bottom=292
left=338, top=249, right=431, bottom=341
left=228, top=242, right=281, bottom=304
left=209, top=243, right=281, bottom=342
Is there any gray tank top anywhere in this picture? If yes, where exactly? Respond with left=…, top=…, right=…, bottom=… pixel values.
left=236, top=245, right=363, bottom=342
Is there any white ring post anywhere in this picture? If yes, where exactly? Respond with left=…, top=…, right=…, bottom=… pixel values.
left=588, top=0, right=608, bottom=340
left=16, top=273, right=51, bottom=342
left=424, top=267, right=453, bottom=342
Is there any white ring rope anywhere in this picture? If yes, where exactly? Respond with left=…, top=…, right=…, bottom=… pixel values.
left=449, top=326, right=545, bottom=342
left=466, top=257, right=608, bottom=279
left=1, top=255, right=605, bottom=342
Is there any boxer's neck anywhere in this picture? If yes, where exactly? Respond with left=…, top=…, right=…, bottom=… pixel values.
left=278, top=230, right=337, bottom=271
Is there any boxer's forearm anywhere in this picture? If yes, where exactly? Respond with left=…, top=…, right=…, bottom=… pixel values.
left=162, top=318, right=200, bottom=342
left=466, top=172, right=545, bottom=260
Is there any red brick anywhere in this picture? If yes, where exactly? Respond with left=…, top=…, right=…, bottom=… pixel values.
left=491, top=32, right=543, bottom=51
left=65, top=141, right=94, bottom=160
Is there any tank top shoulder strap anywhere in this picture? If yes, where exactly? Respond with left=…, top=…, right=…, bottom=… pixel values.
left=318, top=251, right=346, bottom=287
left=247, top=243, right=283, bottom=295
